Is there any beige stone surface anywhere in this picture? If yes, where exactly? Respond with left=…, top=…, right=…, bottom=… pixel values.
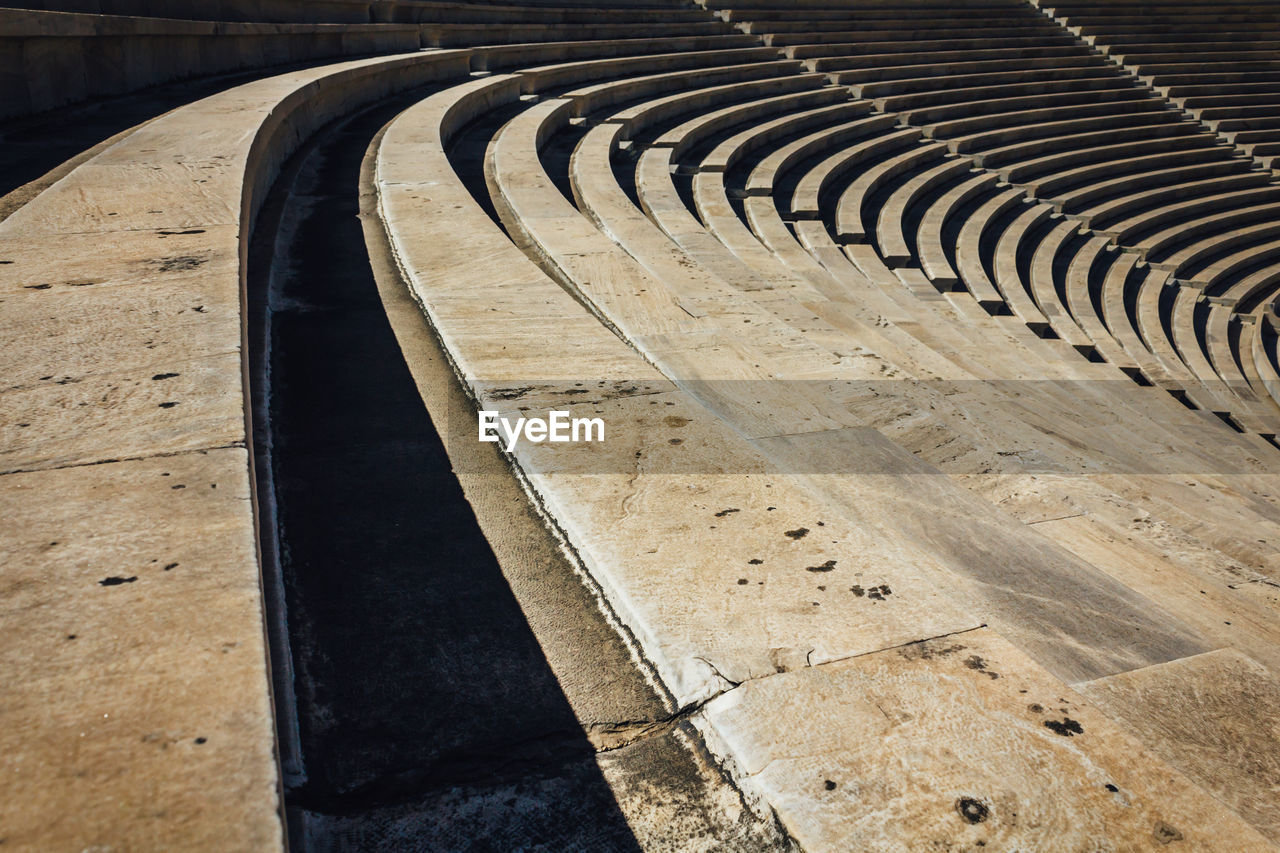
left=0, top=270, right=240, bottom=387
left=380, top=81, right=988, bottom=712
left=0, top=227, right=241, bottom=296
left=754, top=429, right=1213, bottom=684
left=0, top=9, right=425, bottom=120
left=0, top=449, right=281, bottom=852
left=1, top=50, right=477, bottom=851
left=507, top=391, right=980, bottom=705
left=1077, top=649, right=1280, bottom=844
left=701, top=628, right=1274, bottom=852
left=0, top=350, right=246, bottom=474
left=366, top=158, right=792, bottom=848
left=373, top=20, right=1280, bottom=851
left=1033, top=511, right=1280, bottom=675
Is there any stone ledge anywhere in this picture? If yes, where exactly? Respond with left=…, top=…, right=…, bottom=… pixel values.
left=0, top=49, right=473, bottom=850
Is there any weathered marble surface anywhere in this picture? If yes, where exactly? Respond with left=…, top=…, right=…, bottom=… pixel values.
left=0, top=51, right=472, bottom=851
left=376, top=62, right=1280, bottom=849
left=1078, top=649, right=1280, bottom=844
left=701, top=629, right=1275, bottom=852
left=0, top=449, right=280, bottom=851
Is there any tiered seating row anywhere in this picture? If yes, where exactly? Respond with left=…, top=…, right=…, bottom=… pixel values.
left=700, top=0, right=1280, bottom=432
left=384, top=23, right=1280, bottom=840
left=0, top=49, right=477, bottom=850
left=1036, top=0, right=1280, bottom=169
left=0, top=1, right=740, bottom=120
left=0, top=8, right=422, bottom=118
left=7, top=1, right=1280, bottom=849
left=370, top=43, right=1280, bottom=849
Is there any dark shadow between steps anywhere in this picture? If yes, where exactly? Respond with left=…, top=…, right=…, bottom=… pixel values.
left=247, top=89, right=645, bottom=852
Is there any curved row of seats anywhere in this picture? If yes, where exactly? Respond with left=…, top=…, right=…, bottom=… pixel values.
left=1031, top=0, right=1280, bottom=404
left=1035, top=0, right=1280, bottom=168
left=0, top=47, right=480, bottom=850
left=696, top=0, right=1280, bottom=438
left=372, top=43, right=1280, bottom=847
left=0, top=0, right=734, bottom=119
left=7, top=0, right=1280, bottom=849
left=465, top=0, right=1280, bottom=672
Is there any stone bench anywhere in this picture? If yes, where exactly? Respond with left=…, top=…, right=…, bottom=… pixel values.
left=811, top=43, right=1089, bottom=74
left=743, top=194, right=842, bottom=283
left=853, top=63, right=1115, bottom=101
left=1026, top=147, right=1238, bottom=205
left=1174, top=89, right=1280, bottom=112
left=1097, top=249, right=1196, bottom=390
left=1253, top=310, right=1280, bottom=407
left=1206, top=274, right=1280, bottom=399
left=786, top=33, right=1080, bottom=64
left=635, top=147, right=801, bottom=294
left=1129, top=265, right=1243, bottom=412
left=955, top=186, right=1029, bottom=312
left=385, top=0, right=710, bottom=24
left=789, top=126, right=922, bottom=217
left=690, top=169, right=829, bottom=294
left=874, top=154, right=975, bottom=267
left=1168, top=281, right=1252, bottom=414
left=1159, top=72, right=1280, bottom=92
left=0, top=0, right=376, bottom=21
left=711, top=0, right=1029, bottom=8
left=565, top=58, right=803, bottom=121
left=901, top=86, right=1150, bottom=129
left=1241, top=304, right=1280, bottom=408
left=1070, top=13, right=1280, bottom=28
left=974, top=116, right=1197, bottom=170
left=0, top=8, right=423, bottom=119
left=879, top=74, right=1136, bottom=115
left=421, top=19, right=735, bottom=48
left=1000, top=132, right=1222, bottom=188
left=743, top=113, right=899, bottom=197
left=915, top=169, right=1002, bottom=290
left=575, top=82, right=845, bottom=291
left=699, top=98, right=868, bottom=173
left=513, top=44, right=779, bottom=93
left=1054, top=158, right=1254, bottom=218
left=764, top=23, right=1066, bottom=48
left=650, top=85, right=849, bottom=160
left=1192, top=236, right=1280, bottom=294
left=831, top=53, right=1106, bottom=87
left=740, top=15, right=1052, bottom=36
left=471, top=33, right=760, bottom=72
left=604, top=72, right=828, bottom=141
left=1152, top=218, right=1280, bottom=279
left=1211, top=113, right=1280, bottom=133
left=1088, top=179, right=1280, bottom=242
left=1091, top=31, right=1280, bottom=48
left=926, top=96, right=1170, bottom=147
left=0, top=46, right=473, bottom=849
left=720, top=4, right=1036, bottom=23
left=992, top=202, right=1058, bottom=334
left=1027, top=217, right=1103, bottom=352
left=1062, top=234, right=1143, bottom=372
left=830, top=140, right=952, bottom=247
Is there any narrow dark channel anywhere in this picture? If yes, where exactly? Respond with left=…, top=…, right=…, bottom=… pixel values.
left=245, top=92, right=646, bottom=852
